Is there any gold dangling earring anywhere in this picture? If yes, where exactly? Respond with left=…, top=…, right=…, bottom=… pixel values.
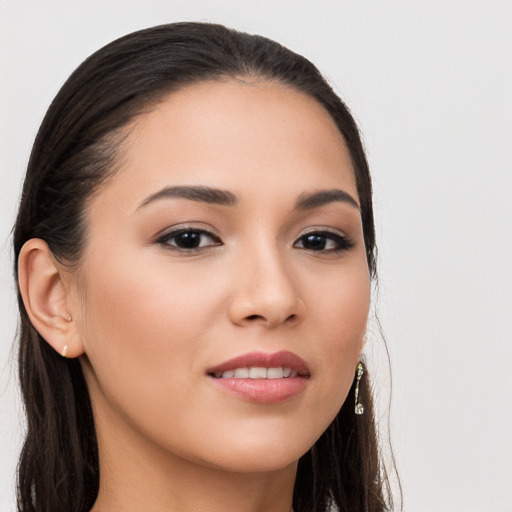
left=354, top=362, right=364, bottom=415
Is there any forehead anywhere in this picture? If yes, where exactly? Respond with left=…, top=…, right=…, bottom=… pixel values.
left=91, top=80, right=358, bottom=213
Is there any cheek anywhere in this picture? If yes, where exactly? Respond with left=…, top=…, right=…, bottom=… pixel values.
left=78, top=249, right=224, bottom=403
left=307, top=257, right=370, bottom=349
left=304, top=261, right=370, bottom=414
left=77, top=252, right=228, bottom=454
left=320, top=273, right=369, bottom=330
left=82, top=250, right=218, bottom=345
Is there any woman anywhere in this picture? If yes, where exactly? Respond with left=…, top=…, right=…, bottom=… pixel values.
left=14, top=22, right=394, bottom=512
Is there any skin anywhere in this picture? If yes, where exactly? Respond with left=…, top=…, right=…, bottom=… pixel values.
left=19, top=80, right=370, bottom=512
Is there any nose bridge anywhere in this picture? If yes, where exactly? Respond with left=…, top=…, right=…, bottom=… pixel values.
left=229, top=231, right=302, bottom=327
left=250, top=240, right=295, bottom=298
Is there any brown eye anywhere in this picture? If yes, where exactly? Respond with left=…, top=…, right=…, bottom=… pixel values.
left=173, top=231, right=205, bottom=249
left=157, top=229, right=222, bottom=251
left=301, top=234, right=329, bottom=250
left=294, top=231, right=354, bottom=252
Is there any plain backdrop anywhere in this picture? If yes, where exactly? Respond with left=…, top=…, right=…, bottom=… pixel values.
left=1, top=1, right=511, bottom=511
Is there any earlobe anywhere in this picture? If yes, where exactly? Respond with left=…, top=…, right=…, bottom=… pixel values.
left=17, top=239, right=84, bottom=358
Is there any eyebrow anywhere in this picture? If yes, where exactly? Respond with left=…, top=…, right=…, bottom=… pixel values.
left=137, top=185, right=359, bottom=211
left=294, top=189, right=360, bottom=210
left=138, top=186, right=238, bottom=209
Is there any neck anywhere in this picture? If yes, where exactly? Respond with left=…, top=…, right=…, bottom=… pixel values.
left=89, top=403, right=296, bottom=512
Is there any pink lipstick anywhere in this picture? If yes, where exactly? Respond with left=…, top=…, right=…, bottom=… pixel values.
left=206, top=350, right=310, bottom=404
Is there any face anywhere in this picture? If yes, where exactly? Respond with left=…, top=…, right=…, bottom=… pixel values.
left=72, top=80, right=370, bottom=473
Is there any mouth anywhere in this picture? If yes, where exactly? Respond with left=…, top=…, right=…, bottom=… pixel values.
left=211, top=367, right=301, bottom=379
left=206, top=350, right=310, bottom=404
left=206, top=350, right=310, bottom=378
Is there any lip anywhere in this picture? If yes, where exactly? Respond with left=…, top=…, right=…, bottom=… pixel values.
left=206, top=350, right=310, bottom=376
left=206, top=350, right=310, bottom=404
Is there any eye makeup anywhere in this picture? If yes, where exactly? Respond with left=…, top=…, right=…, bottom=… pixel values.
left=293, top=230, right=354, bottom=253
left=154, top=225, right=354, bottom=256
left=156, top=227, right=222, bottom=252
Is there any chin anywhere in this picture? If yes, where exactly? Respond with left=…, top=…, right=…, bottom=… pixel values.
left=190, top=429, right=318, bottom=474
left=205, top=449, right=304, bottom=474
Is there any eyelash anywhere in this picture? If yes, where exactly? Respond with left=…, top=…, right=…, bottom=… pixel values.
left=295, top=230, right=354, bottom=253
left=155, top=228, right=222, bottom=253
left=155, top=227, right=354, bottom=254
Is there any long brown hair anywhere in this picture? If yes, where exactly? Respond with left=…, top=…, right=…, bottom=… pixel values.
left=14, top=22, right=395, bottom=512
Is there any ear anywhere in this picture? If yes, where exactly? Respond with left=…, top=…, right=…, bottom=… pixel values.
left=17, top=238, right=84, bottom=358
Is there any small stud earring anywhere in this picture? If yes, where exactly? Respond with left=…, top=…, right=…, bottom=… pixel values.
left=65, top=313, right=72, bottom=321
left=354, top=362, right=364, bottom=415
left=61, top=345, right=68, bottom=358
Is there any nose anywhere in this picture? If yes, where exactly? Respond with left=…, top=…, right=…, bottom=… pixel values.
left=227, top=245, right=305, bottom=329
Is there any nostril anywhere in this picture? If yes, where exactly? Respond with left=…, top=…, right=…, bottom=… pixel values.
left=244, top=313, right=298, bottom=323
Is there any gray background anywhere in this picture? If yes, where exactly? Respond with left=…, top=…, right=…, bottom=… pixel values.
left=1, top=1, right=511, bottom=510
